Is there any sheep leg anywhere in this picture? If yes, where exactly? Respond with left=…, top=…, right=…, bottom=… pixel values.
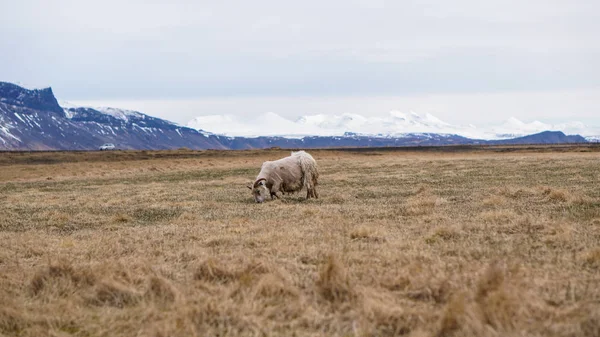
left=270, top=182, right=282, bottom=200
left=312, top=177, right=319, bottom=198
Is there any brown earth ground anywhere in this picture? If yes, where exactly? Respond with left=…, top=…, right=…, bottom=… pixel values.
left=1, top=146, right=599, bottom=337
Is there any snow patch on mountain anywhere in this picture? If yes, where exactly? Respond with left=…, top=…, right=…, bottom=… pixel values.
left=188, top=112, right=339, bottom=138
left=93, top=107, right=144, bottom=122
left=59, top=101, right=76, bottom=118
left=586, top=136, right=600, bottom=142
left=0, top=105, right=22, bottom=143
left=60, top=101, right=145, bottom=122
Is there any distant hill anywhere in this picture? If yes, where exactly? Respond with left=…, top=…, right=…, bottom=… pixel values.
left=0, top=82, right=590, bottom=150
left=488, top=130, right=587, bottom=145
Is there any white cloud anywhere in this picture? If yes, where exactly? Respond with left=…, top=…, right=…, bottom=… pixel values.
left=2, top=0, right=599, bottom=124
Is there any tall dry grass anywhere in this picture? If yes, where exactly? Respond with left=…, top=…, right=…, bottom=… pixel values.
left=1, top=147, right=599, bottom=336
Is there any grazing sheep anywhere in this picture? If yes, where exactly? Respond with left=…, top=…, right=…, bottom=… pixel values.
left=248, top=151, right=319, bottom=203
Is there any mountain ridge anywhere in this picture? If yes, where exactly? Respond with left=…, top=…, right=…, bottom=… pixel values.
left=0, top=81, right=592, bottom=150
left=0, top=82, right=227, bottom=150
left=187, top=110, right=600, bottom=141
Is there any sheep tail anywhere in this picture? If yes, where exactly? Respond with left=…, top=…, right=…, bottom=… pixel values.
left=292, top=151, right=319, bottom=191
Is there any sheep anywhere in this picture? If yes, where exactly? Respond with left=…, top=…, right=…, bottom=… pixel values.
left=248, top=151, right=319, bottom=203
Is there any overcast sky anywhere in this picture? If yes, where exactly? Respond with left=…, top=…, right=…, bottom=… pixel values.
left=2, top=0, right=599, bottom=126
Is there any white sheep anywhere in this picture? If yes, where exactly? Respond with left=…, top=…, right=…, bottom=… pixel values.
left=248, top=151, right=319, bottom=203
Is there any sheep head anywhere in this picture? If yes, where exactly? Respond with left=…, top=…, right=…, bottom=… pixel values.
left=249, top=178, right=268, bottom=203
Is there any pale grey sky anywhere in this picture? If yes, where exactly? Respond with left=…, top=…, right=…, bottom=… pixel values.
left=2, top=0, right=599, bottom=125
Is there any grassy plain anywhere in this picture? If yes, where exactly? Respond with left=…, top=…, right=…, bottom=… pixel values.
left=1, top=146, right=599, bottom=337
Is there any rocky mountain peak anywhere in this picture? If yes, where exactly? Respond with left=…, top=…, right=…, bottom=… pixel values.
left=0, top=82, right=64, bottom=115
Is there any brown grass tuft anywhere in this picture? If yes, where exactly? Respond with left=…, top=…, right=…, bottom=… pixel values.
left=437, top=293, right=471, bottom=337
left=145, top=275, right=178, bottom=305
left=401, top=195, right=438, bottom=216
left=349, top=226, right=374, bottom=240
left=0, top=306, right=28, bottom=335
left=479, top=210, right=517, bottom=224
left=316, top=255, right=355, bottom=303
left=253, top=273, right=299, bottom=299
left=363, top=300, right=419, bottom=336
left=426, top=226, right=461, bottom=244
left=475, top=262, right=505, bottom=301
left=29, top=261, right=96, bottom=296
left=581, top=247, right=600, bottom=269
left=329, top=195, right=348, bottom=204
left=194, top=259, right=238, bottom=283
left=47, top=211, right=70, bottom=225
left=544, top=187, right=570, bottom=202
left=497, top=186, right=536, bottom=199
left=435, top=262, right=541, bottom=336
left=414, top=185, right=431, bottom=195
left=241, top=260, right=273, bottom=276
left=89, top=279, right=142, bottom=308
left=112, top=213, right=132, bottom=223
left=481, top=195, right=507, bottom=208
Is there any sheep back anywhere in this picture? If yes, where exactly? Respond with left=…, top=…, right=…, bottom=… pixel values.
left=256, top=156, right=304, bottom=193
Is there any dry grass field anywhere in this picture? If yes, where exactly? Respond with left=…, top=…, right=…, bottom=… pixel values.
left=1, top=146, right=600, bottom=337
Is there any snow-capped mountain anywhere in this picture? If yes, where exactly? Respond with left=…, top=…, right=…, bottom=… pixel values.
left=187, top=112, right=338, bottom=138
left=187, top=111, right=600, bottom=141
left=187, top=111, right=472, bottom=138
